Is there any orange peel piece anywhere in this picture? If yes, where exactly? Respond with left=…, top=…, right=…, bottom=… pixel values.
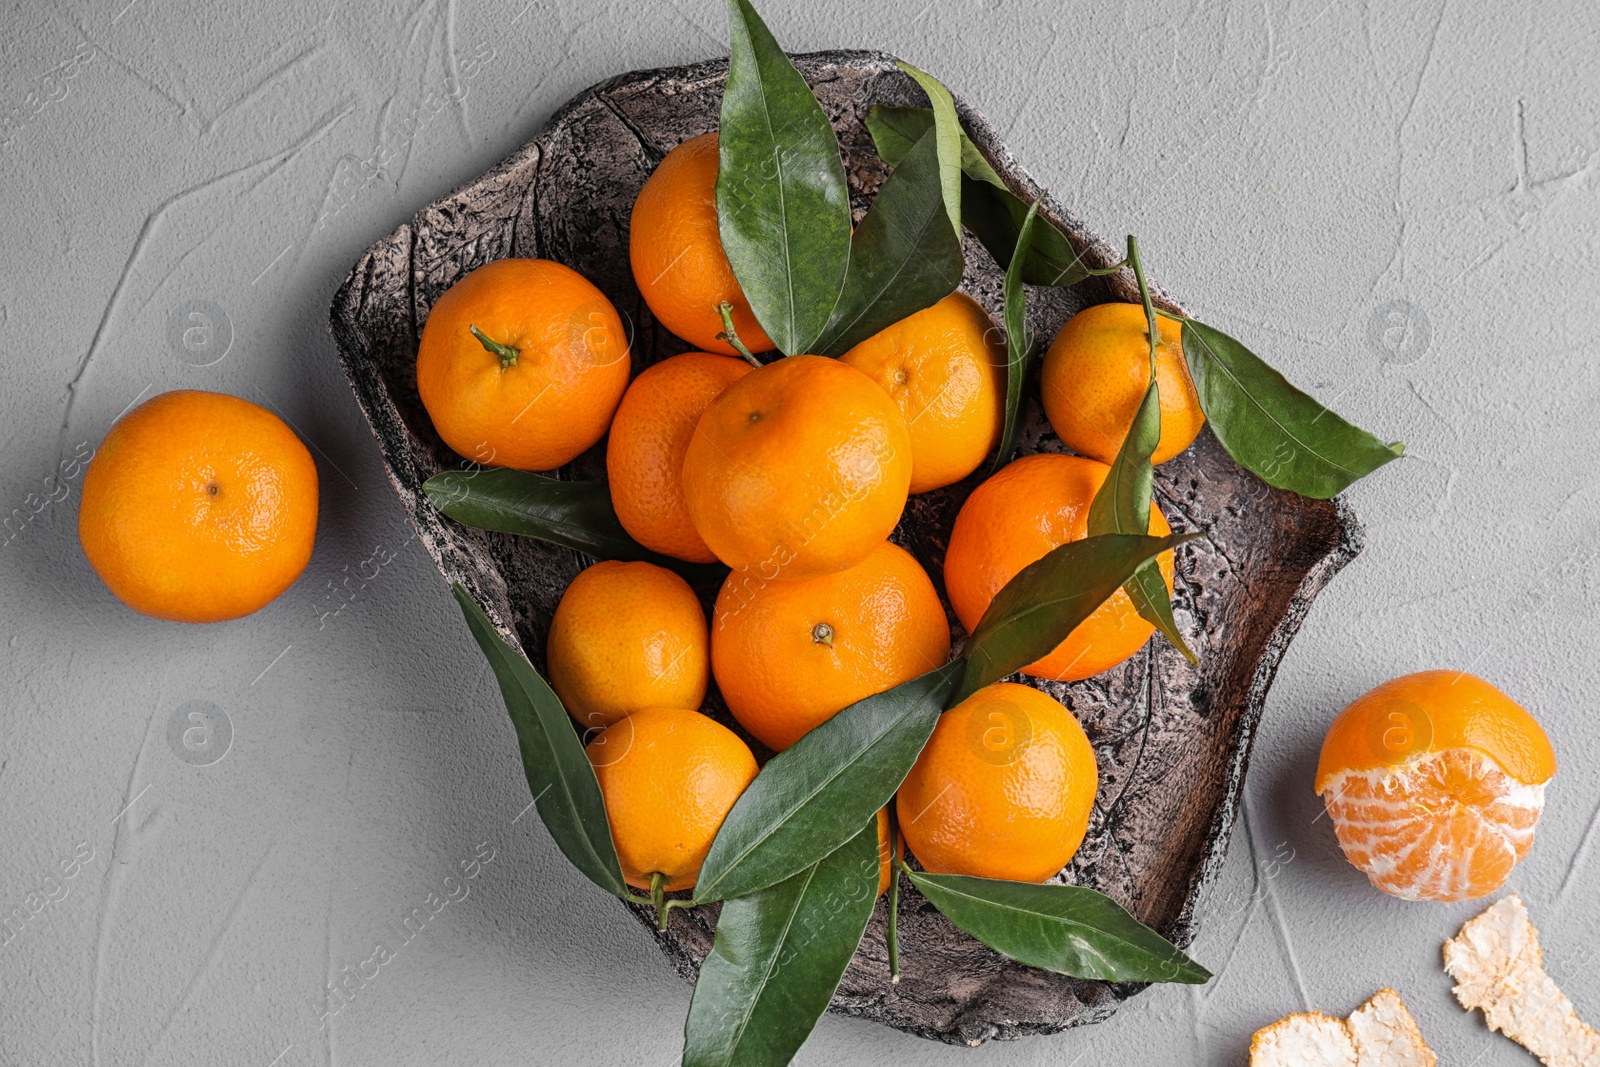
left=1250, top=988, right=1436, bottom=1066
left=1444, top=894, right=1600, bottom=1067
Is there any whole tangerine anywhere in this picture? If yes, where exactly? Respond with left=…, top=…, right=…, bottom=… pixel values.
left=942, top=452, right=1175, bottom=681
left=416, top=258, right=630, bottom=471
left=77, top=390, right=318, bottom=623
left=682, top=355, right=912, bottom=581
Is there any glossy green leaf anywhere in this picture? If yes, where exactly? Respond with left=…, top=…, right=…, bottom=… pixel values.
left=894, top=62, right=961, bottom=239
left=908, top=870, right=1211, bottom=984
left=695, top=661, right=963, bottom=902
left=865, top=105, right=1101, bottom=287
left=1085, top=380, right=1196, bottom=664
left=811, top=126, right=965, bottom=357
left=717, top=0, right=852, bottom=355
left=423, top=469, right=723, bottom=582
left=682, top=819, right=879, bottom=1067
left=954, top=532, right=1197, bottom=703
left=991, top=196, right=1040, bottom=473
left=1182, top=319, right=1404, bottom=498
left=452, top=584, right=628, bottom=899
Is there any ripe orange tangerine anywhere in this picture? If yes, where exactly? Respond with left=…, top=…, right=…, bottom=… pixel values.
left=942, top=452, right=1175, bottom=681
left=1315, top=670, right=1556, bottom=902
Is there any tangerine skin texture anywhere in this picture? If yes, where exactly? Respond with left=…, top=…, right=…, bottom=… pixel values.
left=77, top=390, right=318, bottom=623
left=897, top=682, right=1098, bottom=883
left=841, top=292, right=1006, bottom=493
left=711, top=540, right=951, bottom=751
left=1040, top=302, right=1204, bottom=466
left=682, top=356, right=913, bottom=581
left=606, top=351, right=752, bottom=563
left=415, top=258, right=629, bottom=471
left=629, top=132, right=774, bottom=356
left=546, top=561, right=709, bottom=730
left=942, top=452, right=1174, bottom=681
left=587, top=707, right=758, bottom=892
left=1315, top=670, right=1557, bottom=791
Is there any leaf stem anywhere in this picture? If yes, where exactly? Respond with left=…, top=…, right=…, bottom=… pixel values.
left=887, top=814, right=903, bottom=985
left=716, top=303, right=762, bottom=367
left=469, top=324, right=519, bottom=368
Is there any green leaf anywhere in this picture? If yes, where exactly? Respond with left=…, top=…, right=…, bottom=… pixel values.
left=865, top=105, right=1101, bottom=287
left=694, top=661, right=963, bottom=902
left=423, top=469, right=723, bottom=582
left=811, top=127, right=965, bottom=357
left=1181, top=319, right=1404, bottom=498
left=717, top=0, right=852, bottom=355
left=1085, top=381, right=1196, bottom=664
left=893, top=62, right=961, bottom=239
left=991, top=196, right=1040, bottom=473
left=955, top=532, right=1197, bottom=703
left=451, top=584, right=628, bottom=899
left=682, top=819, right=879, bottom=1067
left=907, top=870, right=1210, bottom=984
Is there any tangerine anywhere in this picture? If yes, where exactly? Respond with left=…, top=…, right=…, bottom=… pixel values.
left=711, top=540, right=950, bottom=751
left=606, top=351, right=752, bottom=562
left=629, top=132, right=774, bottom=356
left=77, top=390, right=318, bottom=623
left=682, top=355, right=912, bottom=581
left=1316, top=670, right=1556, bottom=902
left=1040, top=302, right=1204, bottom=466
left=841, top=292, right=1006, bottom=493
left=942, top=452, right=1174, bottom=681
left=897, top=682, right=1098, bottom=882
left=416, top=258, right=629, bottom=471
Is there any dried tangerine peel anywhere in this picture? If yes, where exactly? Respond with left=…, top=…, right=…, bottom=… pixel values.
left=1250, top=988, right=1436, bottom=1067
left=1444, top=894, right=1600, bottom=1067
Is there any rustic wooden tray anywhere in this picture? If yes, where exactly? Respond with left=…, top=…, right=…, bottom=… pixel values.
left=328, top=50, right=1363, bottom=1046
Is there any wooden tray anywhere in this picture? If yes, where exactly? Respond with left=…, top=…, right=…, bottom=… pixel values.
left=328, top=50, right=1362, bottom=1046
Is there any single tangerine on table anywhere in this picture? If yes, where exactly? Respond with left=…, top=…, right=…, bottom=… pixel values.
left=629, top=131, right=774, bottom=356
left=546, top=560, right=709, bottom=730
left=897, top=682, right=1099, bottom=883
left=711, top=540, right=951, bottom=751
left=841, top=291, right=1007, bottom=493
left=682, top=355, right=913, bottom=581
left=1316, top=670, right=1556, bottom=902
left=415, top=258, right=629, bottom=471
left=1040, top=302, right=1205, bottom=466
left=606, top=351, right=752, bottom=562
left=78, top=390, right=318, bottom=623
left=942, top=452, right=1176, bottom=681
left=586, top=707, right=758, bottom=893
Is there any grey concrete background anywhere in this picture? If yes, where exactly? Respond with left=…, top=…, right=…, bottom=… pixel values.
left=3, top=0, right=1597, bottom=1063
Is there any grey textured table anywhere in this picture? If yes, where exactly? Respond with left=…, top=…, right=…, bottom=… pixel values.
left=3, top=1, right=1597, bottom=1064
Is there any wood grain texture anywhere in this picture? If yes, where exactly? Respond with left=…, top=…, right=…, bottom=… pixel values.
left=328, top=50, right=1363, bottom=1046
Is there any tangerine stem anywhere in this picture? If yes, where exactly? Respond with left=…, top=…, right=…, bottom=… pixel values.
left=650, top=871, right=670, bottom=930
left=470, top=324, right=519, bottom=368
left=716, top=302, right=761, bottom=367
left=887, top=815, right=903, bottom=985
left=1125, top=236, right=1159, bottom=381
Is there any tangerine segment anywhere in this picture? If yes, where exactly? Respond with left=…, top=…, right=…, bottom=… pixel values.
left=629, top=131, right=774, bottom=356
left=416, top=258, right=630, bottom=471
left=683, top=356, right=913, bottom=581
left=1321, top=748, right=1544, bottom=902
left=606, top=352, right=752, bottom=562
left=711, top=540, right=951, bottom=751
left=897, top=682, right=1098, bottom=883
left=547, top=560, right=709, bottom=729
left=841, top=292, right=1006, bottom=493
left=1315, top=670, right=1556, bottom=791
left=587, top=707, right=757, bottom=892
left=77, top=390, right=318, bottom=623
left=1040, top=301, right=1204, bottom=466
left=942, top=452, right=1174, bottom=680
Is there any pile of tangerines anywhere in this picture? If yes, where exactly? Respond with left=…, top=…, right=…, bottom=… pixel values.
left=70, top=134, right=1554, bottom=916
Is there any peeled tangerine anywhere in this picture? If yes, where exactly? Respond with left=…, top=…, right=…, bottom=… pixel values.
left=1315, top=670, right=1556, bottom=902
